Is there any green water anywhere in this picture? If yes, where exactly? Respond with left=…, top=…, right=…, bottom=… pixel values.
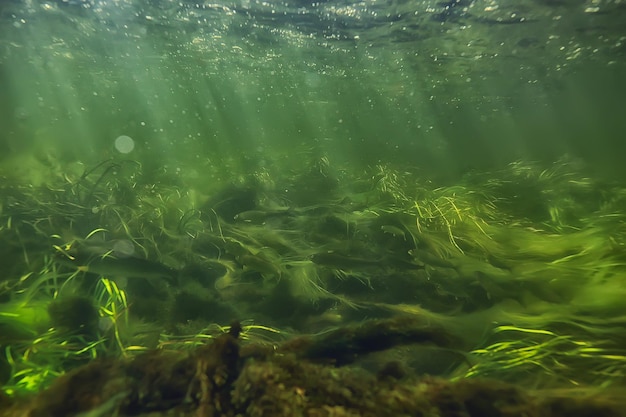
left=2, top=0, right=625, bottom=180
left=1, top=0, right=626, bottom=397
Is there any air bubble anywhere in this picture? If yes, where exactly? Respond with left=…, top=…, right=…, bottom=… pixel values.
left=115, top=135, right=135, bottom=153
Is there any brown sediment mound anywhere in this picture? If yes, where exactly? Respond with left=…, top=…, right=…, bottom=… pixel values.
left=1, top=317, right=622, bottom=417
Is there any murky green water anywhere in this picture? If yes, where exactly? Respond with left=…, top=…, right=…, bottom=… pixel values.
left=1, top=0, right=626, bottom=398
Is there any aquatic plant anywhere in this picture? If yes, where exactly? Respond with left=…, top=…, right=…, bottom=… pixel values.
left=459, top=325, right=626, bottom=388
left=0, top=256, right=134, bottom=396
left=2, top=154, right=626, bottom=398
left=157, top=321, right=283, bottom=351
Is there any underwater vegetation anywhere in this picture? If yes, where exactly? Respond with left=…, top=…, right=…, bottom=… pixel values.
left=1, top=317, right=624, bottom=417
left=1, top=153, right=626, bottom=404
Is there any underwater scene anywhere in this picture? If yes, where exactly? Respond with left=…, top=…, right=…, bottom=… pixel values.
left=1, top=0, right=626, bottom=415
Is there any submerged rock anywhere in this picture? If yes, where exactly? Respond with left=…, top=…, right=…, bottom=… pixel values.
left=1, top=317, right=623, bottom=417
